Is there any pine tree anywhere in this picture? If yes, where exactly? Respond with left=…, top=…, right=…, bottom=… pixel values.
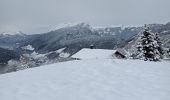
left=155, top=32, right=164, bottom=58
left=136, top=25, right=163, bottom=61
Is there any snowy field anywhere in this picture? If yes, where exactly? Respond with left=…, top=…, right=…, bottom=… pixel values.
left=0, top=49, right=170, bottom=100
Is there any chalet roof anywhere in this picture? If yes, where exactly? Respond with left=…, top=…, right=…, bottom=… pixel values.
left=116, top=48, right=128, bottom=56
left=72, top=48, right=116, bottom=59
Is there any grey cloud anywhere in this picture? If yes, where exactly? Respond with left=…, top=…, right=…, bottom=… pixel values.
left=0, top=0, right=170, bottom=33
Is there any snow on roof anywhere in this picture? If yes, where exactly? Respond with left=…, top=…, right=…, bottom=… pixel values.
left=71, top=48, right=116, bottom=59
left=116, top=48, right=128, bottom=56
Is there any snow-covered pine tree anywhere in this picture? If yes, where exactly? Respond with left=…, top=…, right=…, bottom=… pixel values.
left=168, top=48, right=170, bottom=58
left=155, top=32, right=164, bottom=59
left=17, top=45, right=36, bottom=70
left=136, top=25, right=163, bottom=61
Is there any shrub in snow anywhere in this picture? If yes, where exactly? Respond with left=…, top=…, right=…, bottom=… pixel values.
left=135, top=25, right=163, bottom=61
left=164, top=48, right=170, bottom=59
left=17, top=45, right=38, bottom=70
left=155, top=32, right=164, bottom=58
left=21, top=45, right=35, bottom=51
left=168, top=49, right=170, bottom=58
left=7, top=60, right=20, bottom=72
left=17, top=54, right=34, bottom=70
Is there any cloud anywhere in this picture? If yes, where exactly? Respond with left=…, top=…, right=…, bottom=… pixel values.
left=0, top=0, right=170, bottom=34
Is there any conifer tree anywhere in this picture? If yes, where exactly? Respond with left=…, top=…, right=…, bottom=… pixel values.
left=155, top=32, right=164, bottom=58
left=136, top=25, right=163, bottom=61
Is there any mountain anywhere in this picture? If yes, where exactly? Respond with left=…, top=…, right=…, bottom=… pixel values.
left=0, top=31, right=29, bottom=49
left=0, top=48, right=19, bottom=64
left=0, top=22, right=170, bottom=65
left=96, top=26, right=142, bottom=40
left=123, top=22, right=170, bottom=55
left=0, top=31, right=25, bottom=36
left=27, top=23, right=124, bottom=55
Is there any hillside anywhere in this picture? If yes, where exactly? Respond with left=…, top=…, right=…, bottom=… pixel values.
left=0, top=48, right=19, bottom=64
left=0, top=22, right=169, bottom=54
left=0, top=53, right=170, bottom=100
left=0, top=22, right=170, bottom=69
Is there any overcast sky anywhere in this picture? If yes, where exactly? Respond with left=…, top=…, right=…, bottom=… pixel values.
left=0, top=0, right=170, bottom=34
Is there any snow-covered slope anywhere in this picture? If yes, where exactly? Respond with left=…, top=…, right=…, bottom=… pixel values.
left=72, top=48, right=116, bottom=59
left=0, top=58, right=170, bottom=100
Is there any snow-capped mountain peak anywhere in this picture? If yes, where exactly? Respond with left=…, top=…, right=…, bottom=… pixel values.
left=0, top=31, right=25, bottom=36
left=52, top=22, right=92, bottom=31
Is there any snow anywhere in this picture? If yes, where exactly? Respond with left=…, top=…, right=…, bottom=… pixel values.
left=31, top=51, right=46, bottom=59
left=52, top=22, right=91, bottom=31
left=0, top=31, right=24, bottom=36
left=0, top=49, right=170, bottom=100
left=162, top=30, right=169, bottom=34
left=22, top=45, right=35, bottom=51
left=59, top=52, right=70, bottom=58
left=54, top=23, right=79, bottom=30
left=72, top=48, right=116, bottom=59
left=55, top=48, right=66, bottom=53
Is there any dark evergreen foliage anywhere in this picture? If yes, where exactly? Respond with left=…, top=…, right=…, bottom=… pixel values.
left=136, top=25, right=163, bottom=61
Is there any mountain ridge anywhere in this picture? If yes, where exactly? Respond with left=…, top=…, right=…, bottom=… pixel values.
left=0, top=22, right=170, bottom=64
